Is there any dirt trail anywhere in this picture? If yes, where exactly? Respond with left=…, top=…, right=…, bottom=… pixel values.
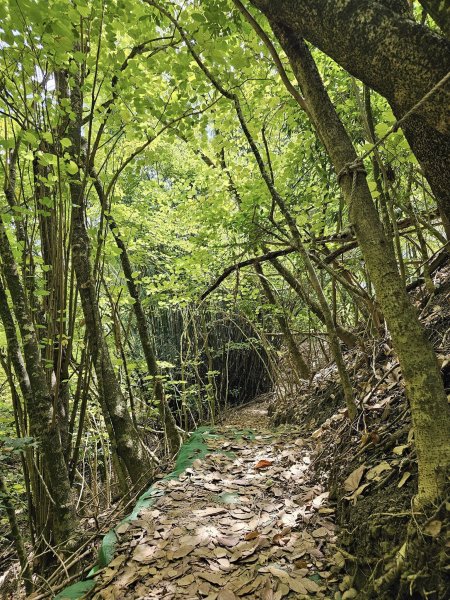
left=86, top=399, right=343, bottom=599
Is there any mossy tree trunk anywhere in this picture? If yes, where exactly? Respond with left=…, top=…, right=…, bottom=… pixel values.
left=418, top=0, right=450, bottom=38
left=0, top=475, right=33, bottom=594
left=67, top=76, right=152, bottom=487
left=268, top=23, right=450, bottom=506
left=0, top=219, right=76, bottom=548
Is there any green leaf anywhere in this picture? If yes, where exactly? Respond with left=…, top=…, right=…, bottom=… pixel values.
left=60, top=138, right=72, bottom=148
left=66, top=161, right=78, bottom=175
left=54, top=580, right=96, bottom=600
left=375, top=122, right=390, bottom=137
left=76, top=4, right=91, bottom=18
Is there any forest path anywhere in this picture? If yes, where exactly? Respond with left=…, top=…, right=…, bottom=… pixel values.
left=89, top=399, right=341, bottom=599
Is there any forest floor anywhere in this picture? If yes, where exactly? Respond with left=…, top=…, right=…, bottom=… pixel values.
left=75, top=260, right=450, bottom=600
left=84, top=401, right=346, bottom=600
left=3, top=261, right=449, bottom=599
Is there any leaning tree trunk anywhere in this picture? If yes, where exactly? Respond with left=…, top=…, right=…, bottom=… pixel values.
left=249, top=0, right=450, bottom=238
left=67, top=76, right=152, bottom=486
left=269, top=23, right=450, bottom=506
left=254, top=262, right=311, bottom=380
left=91, top=174, right=181, bottom=457
left=269, top=256, right=358, bottom=348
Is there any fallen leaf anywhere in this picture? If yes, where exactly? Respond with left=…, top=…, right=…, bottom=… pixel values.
left=343, top=465, right=366, bottom=492
left=344, top=482, right=371, bottom=504
left=301, top=577, right=322, bottom=592
left=312, top=527, right=329, bottom=538
left=172, top=544, right=195, bottom=559
left=393, top=445, right=409, bottom=456
left=132, top=545, right=157, bottom=563
left=177, top=574, right=195, bottom=586
left=397, top=472, right=411, bottom=488
left=288, top=578, right=307, bottom=594
left=366, top=461, right=392, bottom=481
left=255, top=460, right=273, bottom=470
left=244, top=530, right=260, bottom=541
left=198, top=571, right=226, bottom=585
left=218, top=590, right=237, bottom=600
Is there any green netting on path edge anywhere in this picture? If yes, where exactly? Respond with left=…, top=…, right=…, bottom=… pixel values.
left=55, top=426, right=254, bottom=600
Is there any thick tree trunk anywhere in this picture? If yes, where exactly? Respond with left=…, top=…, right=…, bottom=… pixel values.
left=254, top=262, right=311, bottom=380
left=418, top=0, right=450, bottom=38
left=249, top=0, right=450, bottom=237
left=270, top=23, right=450, bottom=506
left=67, top=79, right=152, bottom=487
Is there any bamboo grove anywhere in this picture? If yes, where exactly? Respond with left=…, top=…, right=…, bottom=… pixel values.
left=0, top=0, right=449, bottom=593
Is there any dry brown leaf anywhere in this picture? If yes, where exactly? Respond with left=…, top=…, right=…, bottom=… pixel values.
left=301, top=577, right=322, bottom=592
left=198, top=571, right=227, bottom=585
left=343, top=465, right=366, bottom=492
left=397, top=472, right=411, bottom=488
left=393, top=445, right=409, bottom=456
left=171, top=544, right=195, bottom=559
left=132, top=545, right=157, bottom=563
left=255, top=459, right=273, bottom=470
left=194, top=507, right=227, bottom=516
left=217, top=590, right=237, bottom=600
left=344, top=482, right=371, bottom=504
left=230, top=539, right=260, bottom=562
left=274, top=582, right=290, bottom=598
left=288, top=577, right=307, bottom=594
left=312, top=527, right=329, bottom=538
left=177, top=574, right=195, bottom=586
left=115, top=523, right=130, bottom=535
left=216, top=534, right=241, bottom=547
left=366, top=461, right=392, bottom=481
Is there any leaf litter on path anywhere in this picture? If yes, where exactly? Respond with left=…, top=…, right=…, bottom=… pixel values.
left=92, top=411, right=342, bottom=599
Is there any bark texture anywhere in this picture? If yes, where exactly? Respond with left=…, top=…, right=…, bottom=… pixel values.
left=249, top=0, right=450, bottom=237
left=0, top=220, right=76, bottom=546
left=68, top=79, right=152, bottom=486
left=419, top=0, right=450, bottom=38
left=269, top=22, right=450, bottom=505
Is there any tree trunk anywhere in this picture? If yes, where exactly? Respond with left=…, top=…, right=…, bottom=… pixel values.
left=67, top=78, right=152, bottom=486
left=249, top=0, right=450, bottom=238
left=0, top=475, right=33, bottom=594
left=92, top=174, right=181, bottom=457
left=254, top=262, right=311, bottom=380
left=0, top=220, right=76, bottom=547
left=269, top=257, right=358, bottom=348
left=269, top=23, right=450, bottom=506
left=418, top=0, right=450, bottom=38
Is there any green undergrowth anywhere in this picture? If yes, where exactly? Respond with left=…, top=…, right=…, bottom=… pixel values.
left=55, top=426, right=254, bottom=600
